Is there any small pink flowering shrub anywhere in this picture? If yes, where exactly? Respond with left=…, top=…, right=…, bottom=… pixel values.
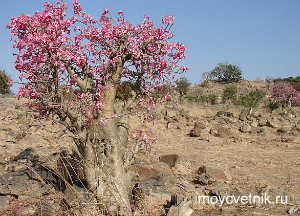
left=269, top=81, right=300, bottom=106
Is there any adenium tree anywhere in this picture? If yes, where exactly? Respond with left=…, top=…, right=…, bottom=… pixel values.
left=269, top=81, right=300, bottom=107
left=7, top=0, right=188, bottom=214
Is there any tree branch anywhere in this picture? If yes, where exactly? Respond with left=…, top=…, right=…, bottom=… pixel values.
left=66, top=65, right=91, bottom=92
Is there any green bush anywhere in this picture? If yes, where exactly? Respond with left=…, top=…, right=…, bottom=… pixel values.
left=222, top=85, right=237, bottom=103
left=176, top=77, right=191, bottom=97
left=266, top=101, right=280, bottom=111
left=208, top=94, right=218, bottom=105
left=239, top=89, right=266, bottom=107
left=0, top=70, right=12, bottom=95
left=186, top=92, right=198, bottom=102
left=202, top=80, right=210, bottom=88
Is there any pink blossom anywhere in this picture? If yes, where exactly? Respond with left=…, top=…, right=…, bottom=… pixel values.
left=118, top=10, right=124, bottom=17
left=86, top=112, right=93, bottom=119
left=7, top=79, right=13, bottom=84
left=88, top=103, right=94, bottom=110
left=110, top=113, right=118, bottom=118
left=7, top=0, right=188, bottom=123
left=162, top=15, right=175, bottom=24
left=100, top=118, right=108, bottom=125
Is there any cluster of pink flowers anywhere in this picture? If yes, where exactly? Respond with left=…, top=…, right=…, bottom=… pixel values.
left=7, top=0, right=188, bottom=123
left=162, top=15, right=175, bottom=24
left=269, top=81, right=300, bottom=106
left=131, top=129, right=158, bottom=152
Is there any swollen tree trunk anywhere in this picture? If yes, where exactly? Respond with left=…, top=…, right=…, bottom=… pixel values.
left=80, top=59, right=134, bottom=215
left=82, top=121, right=132, bottom=215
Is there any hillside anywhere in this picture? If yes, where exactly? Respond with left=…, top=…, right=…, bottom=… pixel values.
left=0, top=79, right=300, bottom=215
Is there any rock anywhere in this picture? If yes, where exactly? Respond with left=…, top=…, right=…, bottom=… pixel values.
left=199, top=130, right=212, bottom=142
left=146, top=191, right=173, bottom=207
left=13, top=147, right=39, bottom=162
left=193, top=173, right=215, bottom=185
left=207, top=168, right=227, bottom=181
left=193, top=120, right=209, bottom=137
left=240, top=124, right=252, bottom=133
left=197, top=165, right=227, bottom=181
left=277, top=125, right=293, bottom=134
left=287, top=207, right=299, bottom=215
left=210, top=128, right=218, bottom=136
left=167, top=199, right=194, bottom=216
left=130, top=162, right=173, bottom=180
left=267, top=118, right=279, bottom=128
left=217, top=111, right=234, bottom=118
left=216, top=126, right=232, bottom=138
left=166, top=109, right=178, bottom=118
left=258, top=185, right=271, bottom=196
left=0, top=196, right=10, bottom=211
left=239, top=108, right=252, bottom=121
left=159, top=154, right=179, bottom=168
left=251, top=110, right=261, bottom=118
left=0, top=168, right=58, bottom=197
left=250, top=120, right=259, bottom=127
left=185, top=109, right=194, bottom=122
left=197, top=165, right=207, bottom=174
left=172, top=157, right=192, bottom=176
left=282, top=109, right=298, bottom=120
left=222, top=116, right=238, bottom=124
left=258, top=117, right=268, bottom=127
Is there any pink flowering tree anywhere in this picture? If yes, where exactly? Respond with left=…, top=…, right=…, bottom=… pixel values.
left=269, top=81, right=300, bottom=107
left=7, top=0, right=188, bottom=214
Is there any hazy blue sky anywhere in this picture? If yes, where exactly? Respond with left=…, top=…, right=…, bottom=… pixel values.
left=1, top=0, right=300, bottom=93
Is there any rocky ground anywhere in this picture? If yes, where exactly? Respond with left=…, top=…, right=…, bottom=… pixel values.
left=0, top=96, right=300, bottom=216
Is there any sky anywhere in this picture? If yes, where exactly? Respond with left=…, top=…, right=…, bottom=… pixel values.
left=0, top=0, right=300, bottom=93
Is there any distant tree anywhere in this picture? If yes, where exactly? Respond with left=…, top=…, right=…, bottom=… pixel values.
left=269, top=81, right=300, bottom=107
left=176, top=76, right=191, bottom=97
left=201, top=71, right=214, bottom=80
left=0, top=70, right=13, bottom=95
left=210, top=63, right=243, bottom=83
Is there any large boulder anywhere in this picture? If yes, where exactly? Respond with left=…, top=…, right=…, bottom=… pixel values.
left=159, top=154, right=179, bottom=168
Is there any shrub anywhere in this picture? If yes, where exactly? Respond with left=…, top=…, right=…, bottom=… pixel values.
left=202, top=80, right=210, bottom=88
left=0, top=70, right=13, bottom=95
left=269, top=81, right=300, bottom=106
left=222, top=85, right=237, bottom=103
left=273, top=76, right=300, bottom=91
left=266, top=101, right=281, bottom=111
left=239, top=89, right=266, bottom=107
left=176, top=76, right=191, bottom=97
left=208, top=94, right=218, bottom=105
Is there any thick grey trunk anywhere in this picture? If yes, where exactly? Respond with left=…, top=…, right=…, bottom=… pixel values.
left=80, top=118, right=132, bottom=215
